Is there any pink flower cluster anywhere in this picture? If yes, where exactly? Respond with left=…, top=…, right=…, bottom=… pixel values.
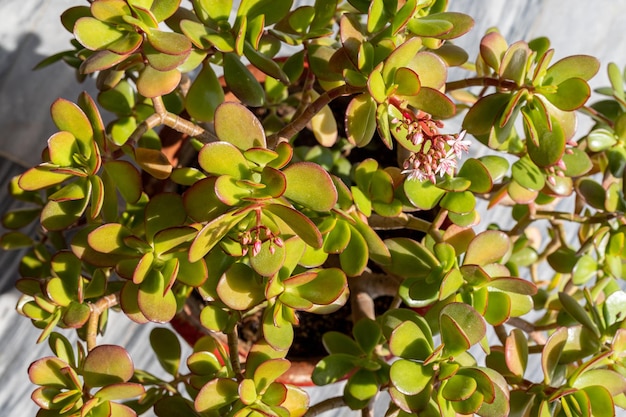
left=392, top=110, right=470, bottom=183
left=240, top=226, right=284, bottom=257
left=239, top=209, right=284, bottom=257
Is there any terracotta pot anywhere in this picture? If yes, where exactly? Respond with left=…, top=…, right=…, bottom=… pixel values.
left=170, top=304, right=320, bottom=386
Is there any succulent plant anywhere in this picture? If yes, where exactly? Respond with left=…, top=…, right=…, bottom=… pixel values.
left=3, top=0, right=626, bottom=416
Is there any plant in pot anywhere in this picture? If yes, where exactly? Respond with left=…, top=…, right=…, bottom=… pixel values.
left=4, top=0, right=626, bottom=415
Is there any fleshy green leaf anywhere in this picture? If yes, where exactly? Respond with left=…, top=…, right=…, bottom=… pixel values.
left=217, top=263, right=265, bottom=310
left=412, top=12, right=473, bottom=40
left=137, top=269, right=177, bottom=322
left=339, top=224, right=368, bottom=277
left=74, top=17, right=125, bottom=51
left=389, top=320, right=433, bottom=360
left=135, top=146, right=173, bottom=179
left=308, top=90, right=338, bottom=147
left=323, top=218, right=350, bottom=254
left=346, top=94, right=377, bottom=147
left=83, top=345, right=134, bottom=388
left=185, top=64, right=224, bottom=122
left=505, top=328, right=528, bottom=379
left=573, top=370, right=626, bottom=396
left=462, top=93, right=510, bottom=137
left=223, top=52, right=265, bottom=107
left=102, top=161, right=141, bottom=203
left=147, top=30, right=191, bottom=56
left=149, top=328, right=181, bottom=376
left=390, top=359, right=434, bottom=396
left=543, top=77, right=591, bottom=111
left=87, top=223, right=136, bottom=256
left=558, top=292, right=600, bottom=337
left=322, top=331, right=362, bottom=356
left=95, top=382, right=145, bottom=402
left=440, top=303, right=486, bottom=356
left=214, top=102, right=266, bottom=150
left=199, top=141, right=249, bottom=179
left=499, top=41, right=529, bottom=86
left=284, top=268, right=347, bottom=307
left=403, top=176, right=445, bottom=209
left=576, top=178, right=606, bottom=210
left=312, top=354, right=356, bottom=385
left=345, top=368, right=379, bottom=403
left=28, top=357, right=77, bottom=388
left=440, top=191, right=475, bottom=214
left=545, top=55, right=600, bottom=85
left=480, top=31, right=508, bottom=72
left=353, top=318, right=381, bottom=355
left=571, top=254, right=598, bottom=285
left=2, top=208, right=41, bottom=230
left=183, top=178, right=229, bottom=223
left=457, top=158, right=493, bottom=193
left=282, top=162, right=337, bottom=211
left=523, top=105, right=566, bottom=168
left=189, top=208, right=251, bottom=262
left=443, top=374, right=477, bottom=401
left=136, top=65, right=181, bottom=98
left=384, top=237, right=438, bottom=278
left=511, top=155, right=545, bottom=191
left=561, top=147, right=592, bottom=177
left=404, top=87, right=456, bottom=119
left=262, top=302, right=294, bottom=350
left=41, top=194, right=90, bottom=231
left=464, top=230, right=510, bottom=266
left=194, top=378, right=239, bottom=412
left=541, top=326, right=567, bottom=384
left=264, top=204, right=322, bottom=248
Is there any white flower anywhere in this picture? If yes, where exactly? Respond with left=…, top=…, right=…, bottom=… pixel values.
left=436, top=153, right=457, bottom=177
left=446, top=130, right=471, bottom=158
left=402, top=168, right=428, bottom=182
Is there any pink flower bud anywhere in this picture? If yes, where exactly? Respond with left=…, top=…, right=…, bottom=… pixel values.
left=252, top=240, right=262, bottom=257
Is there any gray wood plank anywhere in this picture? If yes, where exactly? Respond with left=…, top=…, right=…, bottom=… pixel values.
left=1, top=1, right=626, bottom=416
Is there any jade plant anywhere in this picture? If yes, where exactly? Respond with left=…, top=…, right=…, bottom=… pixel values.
left=4, top=0, right=626, bottom=415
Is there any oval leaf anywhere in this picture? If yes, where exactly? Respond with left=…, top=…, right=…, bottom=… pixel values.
left=214, top=102, right=266, bottom=150
left=282, top=162, right=337, bottom=211
left=346, top=94, right=377, bottom=147
left=83, top=345, right=134, bottom=388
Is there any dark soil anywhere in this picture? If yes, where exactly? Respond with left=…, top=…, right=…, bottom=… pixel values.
left=238, top=296, right=395, bottom=360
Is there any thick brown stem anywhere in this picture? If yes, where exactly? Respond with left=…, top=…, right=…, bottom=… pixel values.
left=445, top=77, right=520, bottom=92
left=228, top=327, right=244, bottom=380
left=368, top=212, right=431, bottom=232
left=494, top=324, right=508, bottom=345
left=269, top=84, right=363, bottom=146
left=127, top=98, right=217, bottom=146
left=534, top=210, right=622, bottom=224
left=580, top=105, right=614, bottom=127
left=87, top=293, right=119, bottom=351
left=361, top=396, right=376, bottom=417
left=349, top=272, right=403, bottom=324
left=428, top=207, right=448, bottom=243
left=304, top=396, right=348, bottom=417
left=351, top=282, right=376, bottom=324
left=507, top=317, right=548, bottom=345
left=153, top=97, right=217, bottom=142
left=509, top=211, right=533, bottom=237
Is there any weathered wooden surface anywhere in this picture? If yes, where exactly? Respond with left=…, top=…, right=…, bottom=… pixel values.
left=1, top=1, right=625, bottom=416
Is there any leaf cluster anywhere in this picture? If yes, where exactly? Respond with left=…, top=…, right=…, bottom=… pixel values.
left=4, top=0, right=626, bottom=416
